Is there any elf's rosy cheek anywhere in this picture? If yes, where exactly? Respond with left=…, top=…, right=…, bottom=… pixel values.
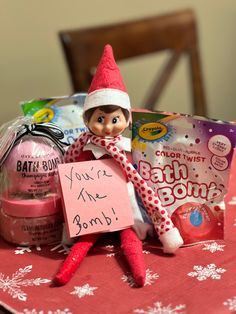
left=90, top=124, right=102, bottom=133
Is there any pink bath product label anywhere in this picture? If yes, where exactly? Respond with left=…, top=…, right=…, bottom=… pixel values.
left=132, top=111, right=236, bottom=245
left=2, top=136, right=63, bottom=198
left=0, top=208, right=63, bottom=245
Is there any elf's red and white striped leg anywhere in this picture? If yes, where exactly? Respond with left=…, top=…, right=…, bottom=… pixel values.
left=54, top=233, right=100, bottom=285
left=120, top=228, right=146, bottom=287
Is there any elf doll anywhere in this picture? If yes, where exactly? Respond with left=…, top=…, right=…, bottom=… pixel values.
left=54, top=44, right=183, bottom=287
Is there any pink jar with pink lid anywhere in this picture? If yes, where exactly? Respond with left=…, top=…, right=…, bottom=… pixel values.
left=0, top=121, right=65, bottom=245
left=0, top=196, right=63, bottom=245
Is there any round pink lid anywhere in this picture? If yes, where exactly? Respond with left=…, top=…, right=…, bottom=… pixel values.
left=1, top=195, right=62, bottom=218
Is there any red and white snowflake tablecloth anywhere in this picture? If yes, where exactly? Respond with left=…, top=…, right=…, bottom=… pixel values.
left=1, top=153, right=236, bottom=314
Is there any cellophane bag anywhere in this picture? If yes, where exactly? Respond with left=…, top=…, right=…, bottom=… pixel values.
left=0, top=116, right=65, bottom=245
left=20, top=93, right=88, bottom=145
left=132, top=110, right=236, bottom=245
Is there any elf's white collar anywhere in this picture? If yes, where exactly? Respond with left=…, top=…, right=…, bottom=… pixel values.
left=83, top=136, right=131, bottom=159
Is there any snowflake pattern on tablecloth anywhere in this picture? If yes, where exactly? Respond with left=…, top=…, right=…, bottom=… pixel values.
left=187, top=263, right=226, bottom=281
left=105, top=245, right=115, bottom=250
left=0, top=265, right=51, bottom=301
left=13, top=243, right=70, bottom=255
left=145, top=269, right=159, bottom=285
left=106, top=253, right=117, bottom=257
left=70, top=283, right=97, bottom=298
left=133, top=301, right=186, bottom=314
left=122, top=269, right=159, bottom=287
left=223, top=296, right=236, bottom=310
left=106, top=248, right=150, bottom=257
left=14, top=246, right=41, bottom=255
left=104, top=244, right=120, bottom=257
left=202, top=242, right=225, bottom=253
left=20, top=308, right=72, bottom=314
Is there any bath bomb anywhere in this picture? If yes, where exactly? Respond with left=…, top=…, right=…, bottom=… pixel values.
left=2, top=135, right=63, bottom=197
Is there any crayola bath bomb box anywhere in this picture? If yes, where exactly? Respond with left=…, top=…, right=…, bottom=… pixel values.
left=132, top=110, right=236, bottom=245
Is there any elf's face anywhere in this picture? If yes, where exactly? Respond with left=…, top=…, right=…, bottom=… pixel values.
left=87, top=107, right=129, bottom=137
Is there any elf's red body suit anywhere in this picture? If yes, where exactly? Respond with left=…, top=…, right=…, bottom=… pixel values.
left=55, top=141, right=150, bottom=286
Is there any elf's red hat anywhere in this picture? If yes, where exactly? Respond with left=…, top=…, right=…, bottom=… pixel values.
left=83, top=44, right=131, bottom=113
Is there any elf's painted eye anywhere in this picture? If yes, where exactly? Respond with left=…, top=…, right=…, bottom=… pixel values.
left=112, top=117, right=119, bottom=124
left=97, top=116, right=104, bottom=123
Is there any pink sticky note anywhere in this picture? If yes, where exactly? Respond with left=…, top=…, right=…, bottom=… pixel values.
left=58, top=159, right=134, bottom=238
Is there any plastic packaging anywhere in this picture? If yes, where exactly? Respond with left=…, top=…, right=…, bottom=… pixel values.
left=20, top=94, right=88, bottom=144
left=0, top=117, right=65, bottom=245
left=132, top=110, right=236, bottom=245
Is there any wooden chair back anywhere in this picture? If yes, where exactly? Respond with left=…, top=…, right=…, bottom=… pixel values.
left=59, top=9, right=207, bottom=115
